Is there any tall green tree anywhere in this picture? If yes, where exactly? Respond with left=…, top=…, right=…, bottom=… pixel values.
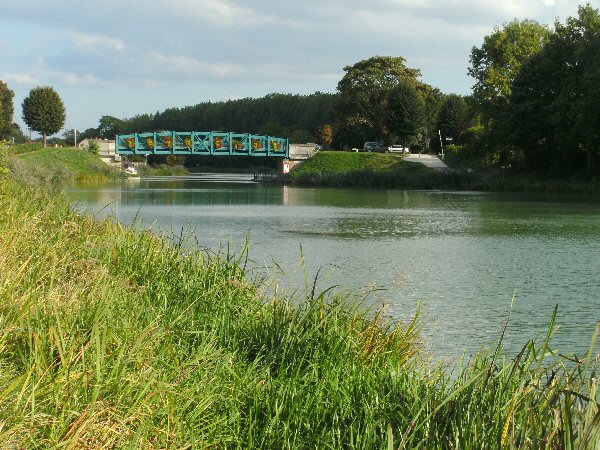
left=469, top=19, right=550, bottom=115
left=97, top=115, right=125, bottom=138
left=386, top=81, right=425, bottom=147
left=506, top=4, right=600, bottom=173
left=22, top=86, right=66, bottom=147
left=336, top=56, right=422, bottom=145
left=436, top=95, right=469, bottom=141
left=0, top=81, right=14, bottom=139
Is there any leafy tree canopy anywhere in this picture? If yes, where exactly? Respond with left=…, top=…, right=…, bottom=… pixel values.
left=21, top=86, right=66, bottom=147
left=469, top=19, right=550, bottom=111
left=336, top=56, right=423, bottom=143
left=97, top=115, right=125, bottom=138
left=505, top=4, right=600, bottom=173
left=0, top=80, right=14, bottom=140
left=437, top=95, right=469, bottom=141
left=386, top=81, right=425, bottom=147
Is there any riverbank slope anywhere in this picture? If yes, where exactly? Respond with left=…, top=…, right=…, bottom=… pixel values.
left=289, top=151, right=600, bottom=194
left=3, top=144, right=124, bottom=184
left=288, top=151, right=470, bottom=189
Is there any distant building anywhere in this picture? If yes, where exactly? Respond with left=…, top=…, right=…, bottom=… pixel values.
left=78, top=138, right=115, bottom=156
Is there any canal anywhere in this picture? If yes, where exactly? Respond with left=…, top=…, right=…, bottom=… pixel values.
left=67, top=178, right=600, bottom=361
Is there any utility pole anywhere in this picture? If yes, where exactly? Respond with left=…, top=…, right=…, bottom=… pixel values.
left=74, top=128, right=77, bottom=147
left=438, top=129, right=444, bottom=160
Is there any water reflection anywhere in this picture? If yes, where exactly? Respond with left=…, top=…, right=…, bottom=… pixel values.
left=68, top=180, right=600, bottom=359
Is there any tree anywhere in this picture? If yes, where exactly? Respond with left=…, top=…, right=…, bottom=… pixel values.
left=0, top=81, right=14, bottom=139
left=97, top=115, right=125, bottom=138
left=336, top=56, right=422, bottom=145
left=80, top=128, right=98, bottom=140
left=62, top=128, right=81, bottom=147
left=9, top=123, right=27, bottom=144
left=22, top=86, right=66, bottom=147
left=437, top=95, right=469, bottom=141
left=469, top=19, right=550, bottom=114
left=386, top=81, right=425, bottom=147
left=317, top=124, right=333, bottom=149
left=505, top=4, right=600, bottom=173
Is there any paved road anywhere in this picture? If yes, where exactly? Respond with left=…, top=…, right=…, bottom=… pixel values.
left=404, top=154, right=449, bottom=171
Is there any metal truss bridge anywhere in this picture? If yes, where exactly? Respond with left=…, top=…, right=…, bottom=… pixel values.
left=116, top=131, right=289, bottom=158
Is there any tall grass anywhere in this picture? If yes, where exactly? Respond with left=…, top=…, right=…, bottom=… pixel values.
left=3, top=145, right=123, bottom=185
left=0, top=176, right=598, bottom=448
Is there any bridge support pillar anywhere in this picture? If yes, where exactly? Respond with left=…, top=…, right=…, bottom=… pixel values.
left=278, top=159, right=291, bottom=174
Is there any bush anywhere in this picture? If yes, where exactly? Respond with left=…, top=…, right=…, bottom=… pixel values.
left=88, top=140, right=99, bottom=155
left=9, top=142, right=44, bottom=155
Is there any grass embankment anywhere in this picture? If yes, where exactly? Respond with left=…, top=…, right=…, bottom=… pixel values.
left=3, top=143, right=123, bottom=184
left=289, top=151, right=474, bottom=189
left=290, top=151, right=600, bottom=194
left=0, top=174, right=599, bottom=448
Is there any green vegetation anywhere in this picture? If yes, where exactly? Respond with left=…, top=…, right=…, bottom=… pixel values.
left=335, top=56, right=440, bottom=151
left=2, top=144, right=123, bottom=184
left=290, top=151, right=600, bottom=194
left=21, top=86, right=66, bottom=147
left=0, top=174, right=598, bottom=448
left=92, top=92, right=338, bottom=145
left=289, top=151, right=472, bottom=189
left=465, top=5, right=600, bottom=176
left=0, top=80, right=15, bottom=140
left=137, top=163, right=190, bottom=177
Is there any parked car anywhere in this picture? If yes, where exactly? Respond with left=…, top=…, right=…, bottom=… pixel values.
left=388, top=144, right=410, bottom=154
left=363, top=142, right=387, bottom=152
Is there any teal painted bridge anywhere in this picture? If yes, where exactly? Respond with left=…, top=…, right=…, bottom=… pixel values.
left=116, top=131, right=289, bottom=157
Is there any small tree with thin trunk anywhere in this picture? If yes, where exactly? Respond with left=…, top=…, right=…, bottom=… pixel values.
left=22, top=86, right=66, bottom=147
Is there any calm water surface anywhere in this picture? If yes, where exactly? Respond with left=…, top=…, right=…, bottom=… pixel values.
left=67, top=179, right=600, bottom=360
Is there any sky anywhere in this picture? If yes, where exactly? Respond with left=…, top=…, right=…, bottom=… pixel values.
left=0, top=0, right=589, bottom=137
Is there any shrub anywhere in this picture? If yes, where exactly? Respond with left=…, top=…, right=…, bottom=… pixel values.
left=88, top=140, right=99, bottom=155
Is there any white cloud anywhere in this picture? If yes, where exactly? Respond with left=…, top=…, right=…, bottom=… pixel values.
left=150, top=53, right=243, bottom=78
left=70, top=32, right=124, bottom=51
left=162, top=0, right=263, bottom=26
left=1, top=73, right=38, bottom=85
left=61, top=72, right=107, bottom=86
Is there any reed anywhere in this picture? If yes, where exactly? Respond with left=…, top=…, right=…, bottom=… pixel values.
left=0, top=177, right=598, bottom=448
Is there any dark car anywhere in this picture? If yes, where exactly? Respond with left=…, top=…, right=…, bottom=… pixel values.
left=363, top=142, right=387, bottom=152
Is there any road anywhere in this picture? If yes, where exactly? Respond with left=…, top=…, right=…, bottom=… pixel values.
left=404, top=154, right=449, bottom=171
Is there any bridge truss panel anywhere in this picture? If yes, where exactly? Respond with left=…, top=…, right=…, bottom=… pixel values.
left=117, top=131, right=289, bottom=157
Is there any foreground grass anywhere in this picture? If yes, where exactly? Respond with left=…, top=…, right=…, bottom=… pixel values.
left=3, top=144, right=123, bottom=184
left=0, top=175, right=599, bottom=447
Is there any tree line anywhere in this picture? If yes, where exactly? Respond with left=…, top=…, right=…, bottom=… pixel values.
left=466, top=3, right=600, bottom=175
left=1, top=3, right=597, bottom=175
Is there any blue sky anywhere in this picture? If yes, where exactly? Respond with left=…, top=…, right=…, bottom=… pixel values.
left=0, top=0, right=585, bottom=137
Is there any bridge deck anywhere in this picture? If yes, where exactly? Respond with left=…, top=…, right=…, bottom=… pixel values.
left=116, top=131, right=289, bottom=157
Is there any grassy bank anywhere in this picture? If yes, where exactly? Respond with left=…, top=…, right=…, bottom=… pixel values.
left=289, top=151, right=600, bottom=194
left=2, top=143, right=123, bottom=184
left=288, top=151, right=476, bottom=189
left=0, top=173, right=598, bottom=448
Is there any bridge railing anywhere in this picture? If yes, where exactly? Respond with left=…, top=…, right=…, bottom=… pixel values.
left=116, top=131, right=289, bottom=157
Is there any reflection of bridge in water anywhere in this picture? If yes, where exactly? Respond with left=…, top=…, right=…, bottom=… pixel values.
left=139, top=173, right=257, bottom=183
left=116, top=131, right=289, bottom=158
